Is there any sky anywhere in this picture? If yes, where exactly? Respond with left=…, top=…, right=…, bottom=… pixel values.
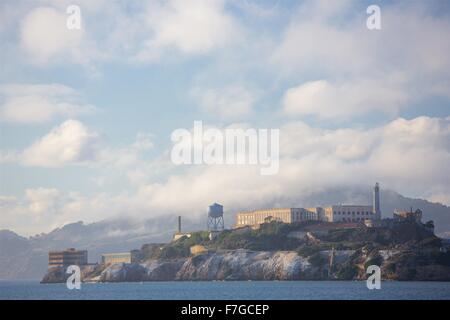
left=0, top=0, right=449, bottom=236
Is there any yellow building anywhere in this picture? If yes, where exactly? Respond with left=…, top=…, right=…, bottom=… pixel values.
left=323, top=205, right=374, bottom=223
left=190, top=245, right=207, bottom=255
left=235, top=208, right=318, bottom=228
left=101, top=250, right=140, bottom=265
left=173, top=232, right=191, bottom=242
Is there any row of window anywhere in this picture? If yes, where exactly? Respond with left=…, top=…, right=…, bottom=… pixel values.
left=294, top=212, right=315, bottom=219
left=334, top=211, right=373, bottom=215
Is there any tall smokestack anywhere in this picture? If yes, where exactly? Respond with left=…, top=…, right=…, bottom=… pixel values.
left=178, top=216, right=181, bottom=233
left=373, top=183, right=380, bottom=218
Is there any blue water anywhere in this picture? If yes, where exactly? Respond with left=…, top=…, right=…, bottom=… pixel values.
left=1, top=281, right=450, bottom=300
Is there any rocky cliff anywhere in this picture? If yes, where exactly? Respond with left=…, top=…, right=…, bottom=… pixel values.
left=42, top=247, right=450, bottom=283
left=41, top=218, right=450, bottom=283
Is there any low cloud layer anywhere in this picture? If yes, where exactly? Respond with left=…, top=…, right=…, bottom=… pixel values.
left=0, top=84, right=96, bottom=123
left=2, top=116, right=449, bottom=235
left=282, top=79, right=409, bottom=119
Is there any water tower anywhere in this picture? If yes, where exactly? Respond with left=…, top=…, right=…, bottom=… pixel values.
left=207, top=203, right=224, bottom=231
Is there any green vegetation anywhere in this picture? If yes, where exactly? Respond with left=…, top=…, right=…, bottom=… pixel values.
left=144, top=221, right=309, bottom=260
left=321, top=228, right=391, bottom=245
left=143, top=231, right=210, bottom=260
left=211, top=221, right=301, bottom=251
left=139, top=219, right=444, bottom=265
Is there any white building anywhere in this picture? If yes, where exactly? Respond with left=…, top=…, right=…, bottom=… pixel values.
left=235, top=207, right=318, bottom=228
left=234, top=183, right=382, bottom=228
left=323, top=205, right=375, bottom=222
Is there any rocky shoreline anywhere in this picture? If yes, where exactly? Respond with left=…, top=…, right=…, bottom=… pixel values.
left=41, top=247, right=450, bottom=283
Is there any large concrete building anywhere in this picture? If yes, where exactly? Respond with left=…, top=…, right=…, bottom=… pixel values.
left=48, top=248, right=88, bottom=267
left=235, top=208, right=318, bottom=228
left=322, top=205, right=375, bottom=222
left=234, top=183, right=382, bottom=228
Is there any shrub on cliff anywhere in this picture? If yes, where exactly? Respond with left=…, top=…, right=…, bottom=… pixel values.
left=150, top=231, right=211, bottom=260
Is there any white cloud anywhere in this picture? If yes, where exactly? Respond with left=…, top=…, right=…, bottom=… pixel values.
left=0, top=84, right=96, bottom=123
left=282, top=79, right=409, bottom=119
left=5, top=121, right=154, bottom=169
left=0, top=188, right=61, bottom=235
left=191, top=85, right=257, bottom=119
left=132, top=133, right=154, bottom=151
left=272, top=1, right=450, bottom=118
left=7, top=1, right=243, bottom=67
left=25, top=187, right=59, bottom=214
left=272, top=1, right=450, bottom=77
left=21, top=119, right=100, bottom=167
left=20, top=7, right=88, bottom=65
left=0, top=150, right=19, bottom=164
left=136, top=0, right=240, bottom=60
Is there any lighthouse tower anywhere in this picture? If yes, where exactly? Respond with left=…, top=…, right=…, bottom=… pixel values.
left=373, top=182, right=381, bottom=219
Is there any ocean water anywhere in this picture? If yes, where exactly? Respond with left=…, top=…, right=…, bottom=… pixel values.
left=1, top=281, right=450, bottom=300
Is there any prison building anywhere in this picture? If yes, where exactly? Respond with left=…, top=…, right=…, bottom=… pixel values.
left=235, top=208, right=318, bottom=228
left=48, top=248, right=88, bottom=267
left=323, top=205, right=375, bottom=223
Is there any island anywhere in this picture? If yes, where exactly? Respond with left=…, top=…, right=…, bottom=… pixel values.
left=42, top=216, right=450, bottom=283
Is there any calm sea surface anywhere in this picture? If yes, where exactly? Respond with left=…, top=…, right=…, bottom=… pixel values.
left=1, top=280, right=450, bottom=300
